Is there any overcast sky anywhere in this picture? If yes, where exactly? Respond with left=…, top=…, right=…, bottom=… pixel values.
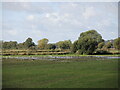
left=2, top=2, right=118, bottom=43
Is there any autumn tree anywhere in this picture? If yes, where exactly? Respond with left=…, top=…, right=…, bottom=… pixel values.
left=37, top=38, right=49, bottom=49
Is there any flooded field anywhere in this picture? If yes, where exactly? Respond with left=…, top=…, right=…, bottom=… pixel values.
left=2, top=55, right=120, bottom=62
left=2, top=56, right=118, bottom=88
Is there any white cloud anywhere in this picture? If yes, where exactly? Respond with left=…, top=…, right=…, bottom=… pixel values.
left=2, top=0, right=119, bottom=2
left=3, top=2, right=53, bottom=14
left=45, top=13, right=60, bottom=22
left=2, top=2, right=118, bottom=43
left=27, top=15, right=35, bottom=21
left=44, top=12, right=74, bottom=23
left=3, top=2, right=31, bottom=11
left=68, top=3, right=78, bottom=8
left=7, top=30, right=18, bottom=36
left=45, top=13, right=50, bottom=18
left=83, top=7, right=96, bottom=19
left=31, top=30, right=42, bottom=36
left=101, top=19, right=111, bottom=26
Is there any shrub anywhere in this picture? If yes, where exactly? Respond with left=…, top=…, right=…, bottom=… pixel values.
left=95, top=50, right=111, bottom=55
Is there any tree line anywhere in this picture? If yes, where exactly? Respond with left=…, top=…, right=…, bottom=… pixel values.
left=1, top=30, right=120, bottom=55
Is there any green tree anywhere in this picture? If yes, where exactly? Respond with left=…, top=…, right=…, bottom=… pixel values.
left=3, top=41, right=17, bottom=49
left=46, top=44, right=56, bottom=50
left=0, top=40, right=3, bottom=50
left=3, top=42, right=9, bottom=49
left=103, top=42, right=113, bottom=50
left=77, top=30, right=103, bottom=55
left=79, top=30, right=103, bottom=43
left=71, top=40, right=78, bottom=53
left=98, top=42, right=105, bottom=49
left=114, top=37, right=120, bottom=50
left=10, top=41, right=17, bottom=49
left=77, top=37, right=98, bottom=54
left=56, top=40, right=72, bottom=49
left=17, top=43, right=24, bottom=49
left=37, top=38, right=49, bottom=49
left=23, top=38, right=35, bottom=49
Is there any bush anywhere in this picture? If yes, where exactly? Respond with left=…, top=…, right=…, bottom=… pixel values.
left=95, top=50, right=111, bottom=55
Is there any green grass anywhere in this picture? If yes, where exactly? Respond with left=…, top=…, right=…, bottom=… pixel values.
left=2, top=58, right=118, bottom=88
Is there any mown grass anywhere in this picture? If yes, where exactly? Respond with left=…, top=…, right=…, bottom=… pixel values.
left=2, top=58, right=118, bottom=88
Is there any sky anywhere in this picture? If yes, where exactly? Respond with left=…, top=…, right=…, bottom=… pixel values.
left=1, top=2, right=118, bottom=44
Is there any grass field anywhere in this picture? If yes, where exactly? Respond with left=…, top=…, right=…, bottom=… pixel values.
left=2, top=58, right=118, bottom=88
